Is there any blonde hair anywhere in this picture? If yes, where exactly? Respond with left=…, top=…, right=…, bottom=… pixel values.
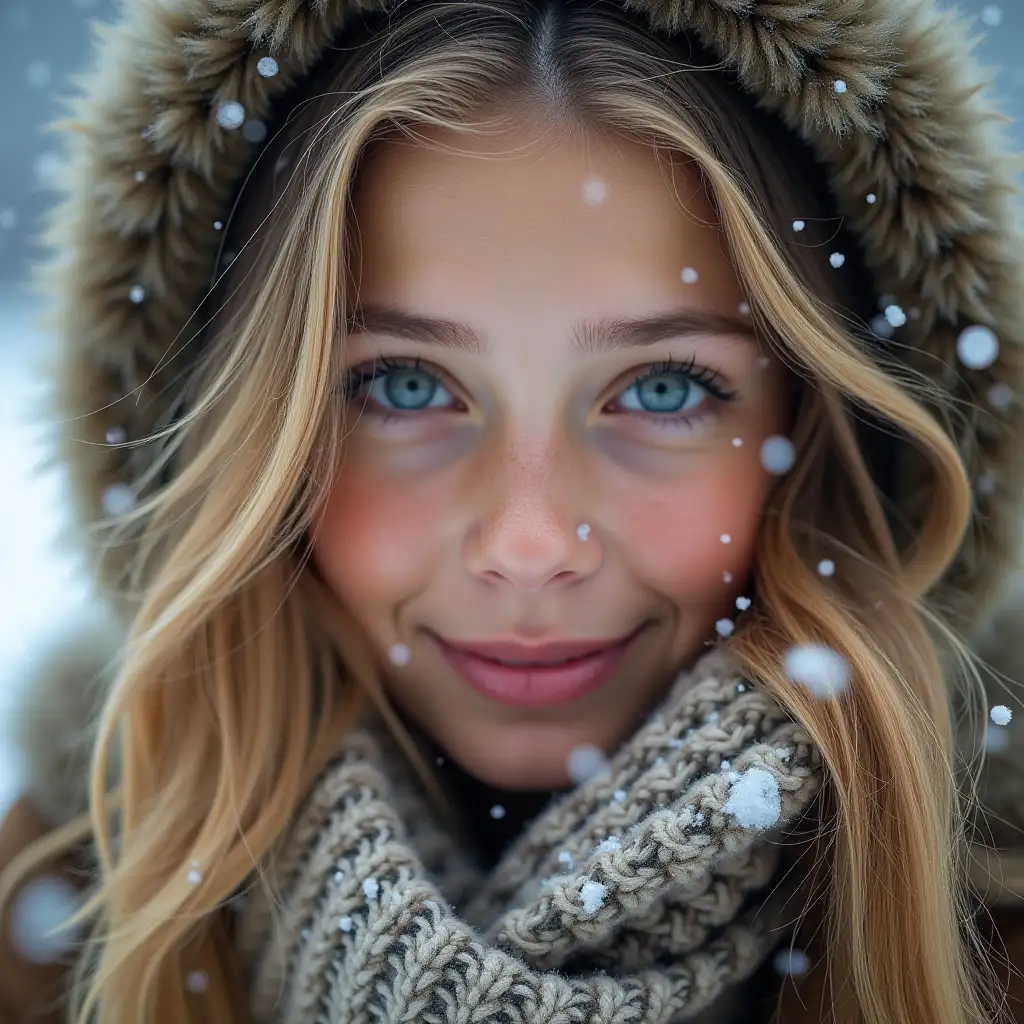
left=1, top=0, right=1003, bottom=1020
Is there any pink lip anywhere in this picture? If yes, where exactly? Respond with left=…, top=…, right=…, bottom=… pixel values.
left=433, top=626, right=647, bottom=708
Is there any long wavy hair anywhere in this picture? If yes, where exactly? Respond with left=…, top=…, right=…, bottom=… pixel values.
left=0, top=0, right=1003, bottom=1021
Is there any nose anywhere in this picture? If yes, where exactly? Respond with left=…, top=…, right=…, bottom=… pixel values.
left=462, top=450, right=602, bottom=590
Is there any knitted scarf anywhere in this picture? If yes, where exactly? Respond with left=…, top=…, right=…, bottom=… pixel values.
left=233, top=649, right=824, bottom=1024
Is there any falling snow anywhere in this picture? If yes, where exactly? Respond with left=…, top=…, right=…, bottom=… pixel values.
left=388, top=643, right=411, bottom=666
left=490, top=804, right=506, bottom=819
left=681, top=267, right=699, bottom=284
left=724, top=767, right=781, bottom=829
left=576, top=523, right=591, bottom=541
left=187, top=867, right=202, bottom=886
left=792, top=220, right=805, bottom=231
left=338, top=916, right=354, bottom=932
left=582, top=176, right=608, bottom=205
left=870, top=314, right=894, bottom=339
left=738, top=301, right=750, bottom=315
left=731, top=437, right=743, bottom=447
left=362, top=878, right=380, bottom=900
left=333, top=870, right=344, bottom=883
left=760, top=435, right=796, bottom=474
left=723, top=571, right=734, bottom=583
left=100, top=485, right=131, bottom=517
left=129, top=284, right=146, bottom=304
left=257, top=56, right=280, bottom=77
left=866, top=193, right=877, bottom=204
left=105, top=427, right=126, bottom=445
left=558, top=851, right=575, bottom=869
left=720, top=534, right=732, bottom=545
left=988, top=382, right=1014, bottom=409
left=215, top=101, right=246, bottom=130
left=133, top=170, right=147, bottom=183
left=243, top=120, right=268, bottom=144
left=829, top=252, right=846, bottom=268
left=784, top=644, right=850, bottom=699
left=613, top=789, right=627, bottom=803
left=817, top=559, right=835, bottom=577
left=991, top=705, right=1013, bottom=726
left=579, top=880, right=609, bottom=914
left=185, top=970, right=209, bottom=993
left=715, top=618, right=735, bottom=637
left=567, top=744, right=610, bottom=784
left=773, top=948, right=811, bottom=976
left=883, top=304, right=907, bottom=327
left=833, top=80, right=847, bottom=93
left=736, top=596, right=751, bottom=611
left=595, top=836, right=621, bottom=854
left=9, top=876, right=80, bottom=964
left=957, top=325, right=999, bottom=369
left=981, top=5, right=1003, bottom=27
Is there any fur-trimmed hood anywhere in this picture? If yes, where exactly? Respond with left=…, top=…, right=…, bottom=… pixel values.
left=12, top=0, right=1024, bottom=900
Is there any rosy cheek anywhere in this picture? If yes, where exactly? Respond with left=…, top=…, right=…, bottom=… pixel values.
left=312, top=468, right=445, bottom=607
left=613, top=460, right=769, bottom=596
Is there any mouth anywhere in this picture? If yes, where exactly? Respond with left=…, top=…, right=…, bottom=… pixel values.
left=430, top=624, right=650, bottom=708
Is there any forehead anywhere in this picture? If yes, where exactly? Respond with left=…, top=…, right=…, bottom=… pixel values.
left=347, top=117, right=744, bottom=321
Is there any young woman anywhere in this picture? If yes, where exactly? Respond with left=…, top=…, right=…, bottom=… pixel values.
left=1, top=0, right=1024, bottom=1021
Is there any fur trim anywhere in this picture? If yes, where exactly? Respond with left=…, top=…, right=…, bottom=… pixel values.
left=4, top=613, right=123, bottom=828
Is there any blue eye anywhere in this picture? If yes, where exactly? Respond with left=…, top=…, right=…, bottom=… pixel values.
left=618, top=371, right=707, bottom=415
left=345, top=360, right=455, bottom=412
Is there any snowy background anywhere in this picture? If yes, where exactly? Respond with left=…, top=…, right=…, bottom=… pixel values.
left=0, top=0, right=1022, bottom=817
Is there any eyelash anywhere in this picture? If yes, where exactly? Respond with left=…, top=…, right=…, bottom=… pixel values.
left=341, top=354, right=739, bottom=428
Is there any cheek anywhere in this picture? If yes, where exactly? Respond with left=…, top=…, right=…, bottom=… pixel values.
left=613, top=457, right=769, bottom=598
left=311, top=466, right=449, bottom=610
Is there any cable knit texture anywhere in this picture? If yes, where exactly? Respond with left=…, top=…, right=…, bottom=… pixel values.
left=232, top=651, right=822, bottom=1024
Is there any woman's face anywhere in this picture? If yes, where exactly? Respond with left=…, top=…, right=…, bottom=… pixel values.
left=312, top=113, right=789, bottom=790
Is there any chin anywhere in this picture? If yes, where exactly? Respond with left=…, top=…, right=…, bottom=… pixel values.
left=439, top=718, right=605, bottom=791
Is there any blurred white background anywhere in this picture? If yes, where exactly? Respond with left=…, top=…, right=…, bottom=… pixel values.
left=0, top=0, right=1022, bottom=818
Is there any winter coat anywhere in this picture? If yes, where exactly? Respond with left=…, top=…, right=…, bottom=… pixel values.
left=3, top=0, right=1024, bottom=1020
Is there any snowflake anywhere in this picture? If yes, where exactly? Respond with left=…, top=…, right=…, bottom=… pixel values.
left=724, top=767, right=781, bottom=829
left=957, top=325, right=999, bottom=370
left=761, top=436, right=796, bottom=474
left=579, top=880, right=608, bottom=914
left=783, top=644, right=850, bottom=699
left=215, top=101, right=246, bottom=130
left=567, top=744, right=609, bottom=784
left=184, top=969, right=209, bottom=993
left=990, top=705, right=1013, bottom=727
left=388, top=643, right=411, bottom=666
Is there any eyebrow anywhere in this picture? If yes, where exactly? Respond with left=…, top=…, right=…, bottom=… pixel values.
left=346, top=302, right=756, bottom=355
